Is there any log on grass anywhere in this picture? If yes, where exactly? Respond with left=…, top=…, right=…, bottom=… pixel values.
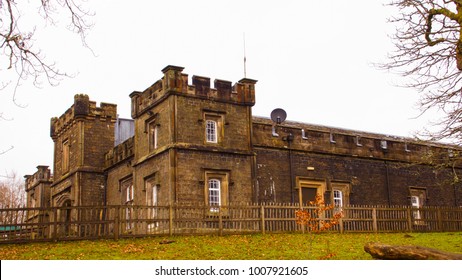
left=364, top=242, right=462, bottom=260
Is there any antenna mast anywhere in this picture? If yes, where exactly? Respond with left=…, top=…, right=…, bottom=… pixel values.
left=243, top=32, right=247, bottom=78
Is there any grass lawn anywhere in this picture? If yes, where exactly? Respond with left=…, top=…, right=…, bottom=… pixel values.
left=0, top=232, right=461, bottom=260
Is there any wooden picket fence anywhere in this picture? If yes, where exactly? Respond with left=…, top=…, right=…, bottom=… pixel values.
left=0, top=204, right=461, bottom=243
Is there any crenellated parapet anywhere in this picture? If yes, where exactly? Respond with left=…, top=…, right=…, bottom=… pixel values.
left=104, top=136, right=135, bottom=168
left=252, top=116, right=462, bottom=165
left=24, top=166, right=52, bottom=192
left=130, top=65, right=257, bottom=118
left=50, top=94, right=117, bottom=140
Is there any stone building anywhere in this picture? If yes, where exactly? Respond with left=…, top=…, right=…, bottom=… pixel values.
left=24, top=166, right=52, bottom=224
left=25, top=65, right=462, bottom=214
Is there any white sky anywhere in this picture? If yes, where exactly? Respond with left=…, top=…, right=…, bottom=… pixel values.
left=0, top=0, right=442, bottom=178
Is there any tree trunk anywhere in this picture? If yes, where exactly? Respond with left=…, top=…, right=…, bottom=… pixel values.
left=364, top=242, right=462, bottom=260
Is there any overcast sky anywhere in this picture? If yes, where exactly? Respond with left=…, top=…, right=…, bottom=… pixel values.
left=0, top=0, right=441, bottom=179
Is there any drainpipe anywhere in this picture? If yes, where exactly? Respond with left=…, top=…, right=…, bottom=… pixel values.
left=284, top=133, right=295, bottom=203
left=385, top=161, right=391, bottom=206
left=454, top=183, right=459, bottom=207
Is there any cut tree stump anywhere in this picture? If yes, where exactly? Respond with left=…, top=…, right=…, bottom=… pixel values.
left=364, top=242, right=462, bottom=260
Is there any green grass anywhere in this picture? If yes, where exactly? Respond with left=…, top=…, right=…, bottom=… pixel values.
left=1, top=232, right=461, bottom=260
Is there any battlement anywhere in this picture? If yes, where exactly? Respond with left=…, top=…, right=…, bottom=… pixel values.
left=130, top=65, right=257, bottom=118
left=24, top=166, right=52, bottom=191
left=50, top=94, right=117, bottom=139
left=252, top=116, right=462, bottom=165
left=104, top=136, right=134, bottom=168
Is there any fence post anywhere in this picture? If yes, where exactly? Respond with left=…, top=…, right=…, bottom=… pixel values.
left=260, top=205, right=265, bottom=234
left=114, top=206, right=119, bottom=241
left=218, top=207, right=223, bottom=236
left=169, top=204, right=174, bottom=236
left=406, top=208, right=413, bottom=233
left=372, top=208, right=378, bottom=233
left=437, top=208, right=443, bottom=232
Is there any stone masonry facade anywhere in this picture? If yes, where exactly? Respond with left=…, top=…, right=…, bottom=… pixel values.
left=25, top=65, right=462, bottom=214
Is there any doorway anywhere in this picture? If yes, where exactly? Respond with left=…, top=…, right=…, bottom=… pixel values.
left=296, top=178, right=326, bottom=206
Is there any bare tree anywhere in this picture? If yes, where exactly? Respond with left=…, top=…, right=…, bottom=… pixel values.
left=0, top=171, right=25, bottom=208
left=383, top=1, right=462, bottom=144
left=0, top=0, right=93, bottom=99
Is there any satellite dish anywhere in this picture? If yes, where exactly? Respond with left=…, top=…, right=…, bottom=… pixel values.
left=270, top=108, right=287, bottom=124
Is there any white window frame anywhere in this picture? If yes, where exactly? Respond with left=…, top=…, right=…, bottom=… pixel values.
left=125, top=184, right=134, bottom=204
left=333, top=190, right=343, bottom=208
left=206, top=120, right=218, bottom=143
left=121, top=178, right=134, bottom=230
left=208, top=179, right=221, bottom=212
left=411, top=195, right=421, bottom=220
left=145, top=177, right=159, bottom=231
left=148, top=121, right=158, bottom=151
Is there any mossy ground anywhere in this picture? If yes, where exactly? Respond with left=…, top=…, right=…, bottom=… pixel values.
left=1, top=232, right=461, bottom=260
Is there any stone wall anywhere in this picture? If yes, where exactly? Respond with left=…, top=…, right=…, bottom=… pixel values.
left=49, top=94, right=117, bottom=206
left=252, top=117, right=462, bottom=206
left=25, top=66, right=462, bottom=209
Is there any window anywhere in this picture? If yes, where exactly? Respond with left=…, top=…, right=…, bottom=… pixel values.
left=62, top=139, right=70, bottom=173
left=296, top=178, right=326, bottom=206
left=208, top=179, right=221, bottom=212
left=121, top=178, right=134, bottom=230
left=410, top=195, right=422, bottom=221
left=125, top=183, right=134, bottom=204
left=333, top=190, right=343, bottom=208
left=206, top=120, right=217, bottom=143
left=145, top=176, right=159, bottom=231
left=204, top=112, right=224, bottom=144
left=331, top=182, right=350, bottom=214
left=204, top=171, right=229, bottom=214
left=148, top=121, right=158, bottom=151
left=409, top=188, right=426, bottom=224
left=30, top=193, right=36, bottom=208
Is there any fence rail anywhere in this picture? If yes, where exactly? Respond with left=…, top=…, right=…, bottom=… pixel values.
left=0, top=204, right=461, bottom=243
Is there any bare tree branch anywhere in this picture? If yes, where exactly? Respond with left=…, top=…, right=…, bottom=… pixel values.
left=0, top=0, right=93, bottom=99
left=381, top=0, right=462, bottom=144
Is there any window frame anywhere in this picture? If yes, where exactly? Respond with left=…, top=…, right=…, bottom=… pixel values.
left=147, top=120, right=158, bottom=152
left=331, top=182, right=350, bottom=214
left=295, top=177, right=326, bottom=206
left=333, top=189, right=343, bottom=208
left=411, top=195, right=421, bottom=220
left=409, top=187, right=426, bottom=224
left=206, top=119, right=218, bottom=143
left=120, top=177, right=134, bottom=230
left=62, top=139, right=70, bottom=174
left=203, top=112, right=224, bottom=145
left=203, top=170, right=229, bottom=214
left=145, top=176, right=159, bottom=231
left=208, top=179, right=221, bottom=212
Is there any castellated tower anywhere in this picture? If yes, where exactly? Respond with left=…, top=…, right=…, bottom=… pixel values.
left=105, top=65, right=258, bottom=208
left=50, top=94, right=117, bottom=207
